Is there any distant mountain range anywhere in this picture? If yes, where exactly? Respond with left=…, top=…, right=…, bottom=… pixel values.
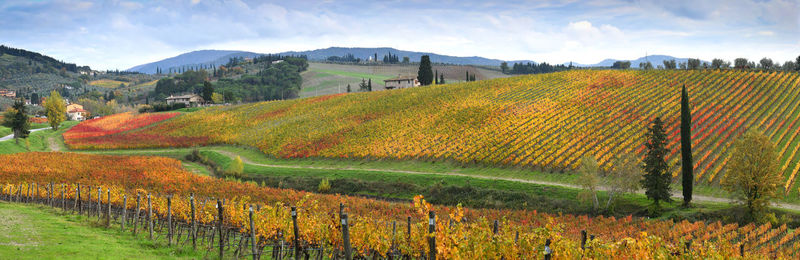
left=127, top=47, right=538, bottom=74
left=126, top=47, right=709, bottom=74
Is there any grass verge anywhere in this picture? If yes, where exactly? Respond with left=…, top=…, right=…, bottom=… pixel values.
left=0, top=202, right=204, bottom=259
left=0, top=121, right=79, bottom=154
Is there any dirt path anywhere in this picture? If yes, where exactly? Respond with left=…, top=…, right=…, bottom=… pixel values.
left=211, top=150, right=800, bottom=211
left=79, top=148, right=800, bottom=211
left=47, top=137, right=60, bottom=151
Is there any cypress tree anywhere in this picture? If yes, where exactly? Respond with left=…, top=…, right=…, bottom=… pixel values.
left=466, top=71, right=469, bottom=81
left=681, top=85, right=693, bottom=206
left=439, top=74, right=445, bottom=84
left=417, top=55, right=433, bottom=86
left=642, top=117, right=672, bottom=208
left=367, top=78, right=372, bottom=91
left=435, top=70, right=439, bottom=84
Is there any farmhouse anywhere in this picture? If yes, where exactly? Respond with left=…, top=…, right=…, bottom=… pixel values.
left=0, top=89, right=15, bottom=98
left=383, top=75, right=420, bottom=89
left=166, top=94, right=204, bottom=107
left=66, top=103, right=87, bottom=121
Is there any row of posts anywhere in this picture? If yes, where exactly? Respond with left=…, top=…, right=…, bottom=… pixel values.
left=9, top=183, right=538, bottom=260
left=8, top=182, right=753, bottom=259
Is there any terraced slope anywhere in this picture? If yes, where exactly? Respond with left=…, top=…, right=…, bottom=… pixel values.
left=64, top=70, right=800, bottom=192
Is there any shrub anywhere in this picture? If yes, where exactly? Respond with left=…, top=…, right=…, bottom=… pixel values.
left=318, top=178, right=331, bottom=193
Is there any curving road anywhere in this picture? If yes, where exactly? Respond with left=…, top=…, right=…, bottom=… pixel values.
left=78, top=147, right=800, bottom=212
left=0, top=127, right=49, bottom=142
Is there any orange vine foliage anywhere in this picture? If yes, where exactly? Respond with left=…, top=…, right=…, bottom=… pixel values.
left=62, top=70, right=800, bottom=193
left=1, top=152, right=799, bottom=258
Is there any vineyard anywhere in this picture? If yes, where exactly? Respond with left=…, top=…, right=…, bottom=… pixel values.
left=63, top=70, right=800, bottom=193
left=1, top=152, right=799, bottom=258
left=63, top=112, right=206, bottom=149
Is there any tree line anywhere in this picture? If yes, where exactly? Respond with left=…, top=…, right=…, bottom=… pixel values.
left=501, top=62, right=571, bottom=75
left=0, top=45, right=89, bottom=73
left=635, top=56, right=800, bottom=71
left=151, top=57, right=308, bottom=104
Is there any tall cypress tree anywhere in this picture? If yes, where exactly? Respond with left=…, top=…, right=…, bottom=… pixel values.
left=417, top=55, right=433, bottom=86
left=680, top=85, right=693, bottom=206
left=642, top=117, right=672, bottom=208
left=435, top=70, right=439, bottom=84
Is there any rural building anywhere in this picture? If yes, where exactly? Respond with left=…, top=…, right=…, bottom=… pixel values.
left=0, top=89, right=15, bottom=98
left=66, top=103, right=83, bottom=112
left=67, top=104, right=87, bottom=121
left=166, top=94, right=204, bottom=107
left=383, top=75, right=420, bottom=89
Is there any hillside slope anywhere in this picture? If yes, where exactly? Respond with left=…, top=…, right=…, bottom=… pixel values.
left=126, top=50, right=261, bottom=74
left=300, top=62, right=509, bottom=97
left=65, top=70, right=800, bottom=192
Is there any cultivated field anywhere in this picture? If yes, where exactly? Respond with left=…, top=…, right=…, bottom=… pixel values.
left=2, top=152, right=799, bottom=258
left=300, top=62, right=509, bottom=97
left=62, top=70, right=800, bottom=195
left=88, top=79, right=128, bottom=88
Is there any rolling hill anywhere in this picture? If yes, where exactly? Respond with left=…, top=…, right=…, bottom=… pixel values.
left=126, top=50, right=263, bottom=74
left=64, top=70, right=800, bottom=195
left=300, top=62, right=509, bottom=97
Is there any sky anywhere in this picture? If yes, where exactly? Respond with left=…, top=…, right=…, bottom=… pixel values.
left=1, top=0, right=798, bottom=70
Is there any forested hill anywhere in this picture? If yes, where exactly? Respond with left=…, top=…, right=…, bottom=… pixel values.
left=127, top=47, right=539, bottom=74
left=0, top=45, right=90, bottom=76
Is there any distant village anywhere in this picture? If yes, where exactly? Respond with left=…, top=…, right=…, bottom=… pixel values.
left=1, top=88, right=88, bottom=121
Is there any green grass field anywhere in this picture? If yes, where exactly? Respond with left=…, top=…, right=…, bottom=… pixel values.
left=299, top=62, right=509, bottom=97
left=88, top=79, right=128, bottom=89
left=0, top=202, right=204, bottom=259
left=0, top=121, right=78, bottom=154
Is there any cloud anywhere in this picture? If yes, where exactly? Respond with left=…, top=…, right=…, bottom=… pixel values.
left=0, top=0, right=797, bottom=69
left=564, top=21, right=624, bottom=45
left=758, top=31, right=775, bottom=36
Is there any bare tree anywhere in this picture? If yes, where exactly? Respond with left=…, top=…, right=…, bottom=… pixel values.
left=577, top=156, right=601, bottom=212
left=605, top=153, right=644, bottom=211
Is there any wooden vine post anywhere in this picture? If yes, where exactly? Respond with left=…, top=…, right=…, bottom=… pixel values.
left=167, top=195, right=173, bottom=246
left=60, top=184, right=65, bottom=210
left=190, top=194, right=197, bottom=250
left=249, top=205, right=257, bottom=260
left=341, top=213, right=352, bottom=260
left=133, top=193, right=140, bottom=236
left=76, top=184, right=81, bottom=214
left=428, top=211, right=436, bottom=260
left=106, top=189, right=111, bottom=227
left=121, top=194, right=127, bottom=231
left=581, top=230, right=587, bottom=250
left=147, top=194, right=153, bottom=240
left=291, top=206, right=300, bottom=260
left=97, top=187, right=101, bottom=219
left=217, top=199, right=224, bottom=259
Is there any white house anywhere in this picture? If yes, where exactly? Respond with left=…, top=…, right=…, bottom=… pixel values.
left=67, top=104, right=87, bottom=121
left=383, top=75, right=420, bottom=89
left=166, top=94, right=204, bottom=107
